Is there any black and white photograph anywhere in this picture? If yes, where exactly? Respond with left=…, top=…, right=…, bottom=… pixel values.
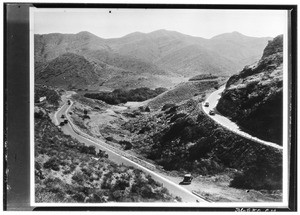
left=3, top=1, right=298, bottom=212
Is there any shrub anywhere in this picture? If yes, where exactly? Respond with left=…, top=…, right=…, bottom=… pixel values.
left=144, top=106, right=151, bottom=112
left=140, top=184, right=156, bottom=199
left=83, top=115, right=90, bottom=119
left=88, top=145, right=96, bottom=155
left=72, top=192, right=85, bottom=202
left=35, top=161, right=41, bottom=170
left=161, top=103, right=176, bottom=111
left=43, top=157, right=60, bottom=171
left=119, top=140, right=132, bottom=150
left=105, top=137, right=114, bottom=141
left=72, top=171, right=85, bottom=184
left=113, top=179, right=130, bottom=190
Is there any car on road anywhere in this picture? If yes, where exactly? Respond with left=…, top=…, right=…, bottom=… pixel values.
left=67, top=100, right=71, bottom=105
left=59, top=121, right=65, bottom=126
left=209, top=110, right=215, bottom=115
left=64, top=119, right=68, bottom=124
left=180, top=174, right=193, bottom=185
left=204, top=102, right=209, bottom=107
left=61, top=114, right=65, bottom=119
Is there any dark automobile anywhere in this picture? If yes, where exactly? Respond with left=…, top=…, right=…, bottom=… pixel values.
left=204, top=102, right=209, bottom=107
left=209, top=110, right=215, bottom=115
left=64, top=119, right=68, bottom=124
left=180, top=174, right=193, bottom=185
left=61, top=114, right=65, bottom=119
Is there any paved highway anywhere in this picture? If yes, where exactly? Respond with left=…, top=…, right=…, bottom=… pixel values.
left=202, top=86, right=283, bottom=150
left=54, top=100, right=208, bottom=203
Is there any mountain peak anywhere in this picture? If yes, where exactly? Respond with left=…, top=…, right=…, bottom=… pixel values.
left=77, top=31, right=94, bottom=35
left=76, top=31, right=102, bottom=39
left=122, top=31, right=145, bottom=38
left=149, top=29, right=178, bottom=36
left=210, top=31, right=246, bottom=40
left=231, top=31, right=243, bottom=35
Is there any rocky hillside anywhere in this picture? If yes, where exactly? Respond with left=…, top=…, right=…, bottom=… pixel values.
left=35, top=30, right=271, bottom=90
left=216, top=35, right=283, bottom=144
left=122, top=98, right=282, bottom=190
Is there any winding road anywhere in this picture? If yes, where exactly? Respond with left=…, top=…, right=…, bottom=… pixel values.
left=54, top=99, right=208, bottom=203
left=202, top=86, right=283, bottom=150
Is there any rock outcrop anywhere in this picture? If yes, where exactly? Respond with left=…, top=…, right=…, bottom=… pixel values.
left=216, top=35, right=283, bottom=144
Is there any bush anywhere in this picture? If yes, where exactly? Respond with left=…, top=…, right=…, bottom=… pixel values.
left=144, top=106, right=151, bottom=112
left=161, top=103, right=176, bottom=111
left=113, top=179, right=130, bottom=190
left=119, top=141, right=132, bottom=150
left=83, top=109, right=88, bottom=115
left=72, top=172, right=85, bottom=184
left=88, top=145, right=96, bottom=155
left=43, top=157, right=60, bottom=171
left=72, top=192, right=85, bottom=202
left=229, top=158, right=282, bottom=190
left=83, top=115, right=90, bottom=119
left=105, top=137, right=114, bottom=141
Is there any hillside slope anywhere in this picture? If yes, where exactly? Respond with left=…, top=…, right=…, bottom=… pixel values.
left=35, top=53, right=100, bottom=90
left=35, top=30, right=271, bottom=90
left=107, top=30, right=271, bottom=76
left=122, top=98, right=282, bottom=191
left=216, top=35, right=283, bottom=144
left=34, top=87, right=179, bottom=203
left=207, top=31, right=272, bottom=68
left=35, top=32, right=176, bottom=90
left=148, top=78, right=225, bottom=110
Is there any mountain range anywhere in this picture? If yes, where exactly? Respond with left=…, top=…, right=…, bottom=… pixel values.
left=35, top=30, right=272, bottom=90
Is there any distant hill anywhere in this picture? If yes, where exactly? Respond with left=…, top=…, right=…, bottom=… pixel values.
left=107, top=30, right=271, bottom=77
left=34, top=31, right=111, bottom=62
left=208, top=31, right=273, bottom=68
left=216, top=35, right=283, bottom=144
left=35, top=53, right=100, bottom=90
left=35, top=30, right=272, bottom=90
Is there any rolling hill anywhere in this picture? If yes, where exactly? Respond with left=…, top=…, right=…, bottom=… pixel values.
left=35, top=53, right=100, bottom=90
left=35, top=30, right=272, bottom=90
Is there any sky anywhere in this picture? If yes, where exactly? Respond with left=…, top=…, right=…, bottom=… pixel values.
left=32, top=8, right=287, bottom=39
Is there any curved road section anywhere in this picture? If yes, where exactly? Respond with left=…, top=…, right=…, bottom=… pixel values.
left=55, top=100, right=207, bottom=203
left=202, top=86, right=283, bottom=150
